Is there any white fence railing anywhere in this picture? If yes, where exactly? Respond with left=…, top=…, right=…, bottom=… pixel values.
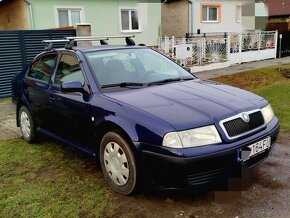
left=157, top=31, right=278, bottom=68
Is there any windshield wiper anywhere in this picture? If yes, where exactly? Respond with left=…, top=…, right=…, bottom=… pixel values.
left=101, top=82, right=145, bottom=88
left=148, top=77, right=194, bottom=86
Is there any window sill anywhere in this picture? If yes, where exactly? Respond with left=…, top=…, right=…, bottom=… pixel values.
left=201, top=21, right=219, bottom=23
left=121, top=29, right=142, bottom=33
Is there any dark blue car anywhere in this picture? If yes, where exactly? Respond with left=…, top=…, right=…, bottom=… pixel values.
left=12, top=36, right=280, bottom=195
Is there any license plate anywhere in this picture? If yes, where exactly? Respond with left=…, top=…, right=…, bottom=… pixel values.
left=239, top=137, right=271, bottom=162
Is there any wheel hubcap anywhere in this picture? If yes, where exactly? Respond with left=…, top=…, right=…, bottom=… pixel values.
left=104, top=142, right=129, bottom=186
left=20, top=111, right=31, bottom=139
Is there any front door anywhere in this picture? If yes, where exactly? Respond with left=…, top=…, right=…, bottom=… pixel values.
left=47, top=53, right=95, bottom=147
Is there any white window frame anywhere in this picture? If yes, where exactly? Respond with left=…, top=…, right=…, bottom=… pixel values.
left=201, top=5, right=219, bottom=23
left=235, top=5, right=242, bottom=23
left=119, top=7, right=142, bottom=33
left=55, top=6, right=85, bottom=27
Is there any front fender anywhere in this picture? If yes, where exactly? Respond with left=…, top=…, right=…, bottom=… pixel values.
left=91, top=95, right=175, bottom=146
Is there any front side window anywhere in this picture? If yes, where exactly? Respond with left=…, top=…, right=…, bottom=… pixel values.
left=55, top=54, right=85, bottom=86
left=85, top=48, right=195, bottom=89
left=27, top=54, right=57, bottom=83
left=201, top=4, right=220, bottom=22
left=57, top=8, right=83, bottom=27
left=120, top=9, right=140, bottom=32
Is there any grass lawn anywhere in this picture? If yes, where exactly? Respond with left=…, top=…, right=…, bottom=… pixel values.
left=0, top=139, right=114, bottom=218
left=0, top=64, right=289, bottom=217
left=213, top=64, right=290, bottom=132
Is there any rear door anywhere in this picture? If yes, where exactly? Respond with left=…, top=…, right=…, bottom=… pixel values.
left=23, top=53, right=57, bottom=126
left=47, top=52, right=94, bottom=147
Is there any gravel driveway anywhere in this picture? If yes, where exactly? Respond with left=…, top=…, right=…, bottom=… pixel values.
left=0, top=100, right=20, bottom=140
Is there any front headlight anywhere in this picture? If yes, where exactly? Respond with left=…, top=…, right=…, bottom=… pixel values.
left=261, top=104, right=274, bottom=123
left=163, top=125, right=222, bottom=148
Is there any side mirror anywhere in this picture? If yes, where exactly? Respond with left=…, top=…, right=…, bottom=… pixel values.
left=183, top=67, right=191, bottom=73
left=61, top=81, right=88, bottom=94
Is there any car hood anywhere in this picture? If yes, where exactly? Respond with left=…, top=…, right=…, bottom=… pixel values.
left=104, top=79, right=267, bottom=131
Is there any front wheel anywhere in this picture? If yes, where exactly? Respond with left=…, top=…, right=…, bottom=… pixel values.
left=100, top=131, right=138, bottom=195
left=19, top=106, right=36, bottom=143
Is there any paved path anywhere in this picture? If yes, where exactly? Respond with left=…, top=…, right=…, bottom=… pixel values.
left=0, top=99, right=15, bottom=117
left=195, top=56, right=290, bottom=79
left=0, top=99, right=20, bottom=140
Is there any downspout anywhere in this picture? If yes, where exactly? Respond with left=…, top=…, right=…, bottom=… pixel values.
left=188, top=0, right=193, bottom=35
left=23, top=0, right=34, bottom=29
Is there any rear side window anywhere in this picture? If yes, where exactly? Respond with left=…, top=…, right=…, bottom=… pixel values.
left=55, top=54, right=85, bottom=85
left=27, top=54, right=57, bottom=82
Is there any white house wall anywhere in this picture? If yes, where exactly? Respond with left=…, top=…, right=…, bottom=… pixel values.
left=192, top=0, right=243, bottom=33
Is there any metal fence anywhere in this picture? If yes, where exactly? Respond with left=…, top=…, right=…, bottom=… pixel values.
left=157, top=37, right=228, bottom=67
left=158, top=31, right=278, bottom=67
left=0, top=29, right=76, bottom=98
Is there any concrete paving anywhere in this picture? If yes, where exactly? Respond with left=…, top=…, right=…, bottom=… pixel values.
left=195, top=56, right=290, bottom=79
left=0, top=99, right=15, bottom=117
left=0, top=99, right=20, bottom=140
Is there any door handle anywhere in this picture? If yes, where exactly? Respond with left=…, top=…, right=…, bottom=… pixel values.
left=49, top=95, right=55, bottom=103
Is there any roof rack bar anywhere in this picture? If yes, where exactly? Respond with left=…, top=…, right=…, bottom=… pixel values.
left=65, top=38, right=110, bottom=49
left=42, top=34, right=136, bottom=51
left=65, top=35, right=135, bottom=40
left=42, top=39, right=69, bottom=43
left=67, top=37, right=109, bottom=42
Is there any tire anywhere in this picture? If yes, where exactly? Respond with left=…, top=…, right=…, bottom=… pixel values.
left=19, top=106, right=36, bottom=143
left=100, top=131, right=138, bottom=195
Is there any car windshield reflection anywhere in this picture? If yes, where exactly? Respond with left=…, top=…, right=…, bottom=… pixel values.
left=85, top=48, right=195, bottom=90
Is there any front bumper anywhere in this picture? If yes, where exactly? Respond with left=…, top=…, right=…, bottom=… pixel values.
left=137, top=118, right=280, bottom=188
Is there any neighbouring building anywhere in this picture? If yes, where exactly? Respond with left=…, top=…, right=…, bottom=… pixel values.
left=161, top=0, right=269, bottom=37
left=265, top=0, right=290, bottom=32
left=265, top=0, right=290, bottom=19
left=0, top=0, right=161, bottom=45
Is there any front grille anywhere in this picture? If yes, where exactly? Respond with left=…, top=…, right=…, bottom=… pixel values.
left=222, top=111, right=265, bottom=138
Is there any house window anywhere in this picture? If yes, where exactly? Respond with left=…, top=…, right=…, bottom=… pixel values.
left=120, top=9, right=140, bottom=32
left=201, top=4, right=221, bottom=22
left=235, top=5, right=242, bottom=23
left=57, top=8, right=83, bottom=27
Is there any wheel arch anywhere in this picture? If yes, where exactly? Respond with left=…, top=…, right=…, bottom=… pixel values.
left=94, top=119, right=139, bottom=159
left=95, top=120, right=137, bottom=147
left=16, top=97, right=32, bottom=127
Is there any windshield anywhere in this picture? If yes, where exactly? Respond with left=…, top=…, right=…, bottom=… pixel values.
left=85, top=48, right=195, bottom=88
